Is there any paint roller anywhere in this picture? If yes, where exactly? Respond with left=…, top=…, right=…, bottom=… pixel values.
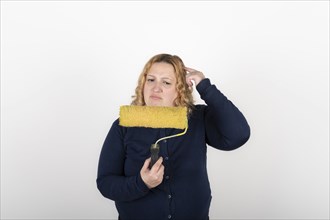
left=119, top=105, right=188, bottom=168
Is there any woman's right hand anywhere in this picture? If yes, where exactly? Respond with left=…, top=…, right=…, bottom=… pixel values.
left=140, top=157, right=164, bottom=189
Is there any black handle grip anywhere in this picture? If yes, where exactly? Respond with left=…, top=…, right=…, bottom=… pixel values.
left=149, top=144, right=160, bottom=169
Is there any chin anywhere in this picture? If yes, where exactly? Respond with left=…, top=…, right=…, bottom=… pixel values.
left=146, top=100, right=174, bottom=107
left=148, top=103, right=163, bottom=107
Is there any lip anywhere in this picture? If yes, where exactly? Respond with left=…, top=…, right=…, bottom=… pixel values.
left=150, top=95, right=162, bottom=100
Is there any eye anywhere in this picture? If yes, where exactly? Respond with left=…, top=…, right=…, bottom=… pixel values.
left=147, top=78, right=155, bottom=82
left=163, top=81, right=171, bottom=85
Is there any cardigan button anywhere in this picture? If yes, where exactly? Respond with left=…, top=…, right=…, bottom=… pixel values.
left=168, top=214, right=172, bottom=219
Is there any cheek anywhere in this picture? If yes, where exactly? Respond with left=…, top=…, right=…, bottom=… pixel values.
left=169, top=90, right=178, bottom=100
left=143, top=86, right=151, bottom=100
left=143, top=85, right=149, bottom=93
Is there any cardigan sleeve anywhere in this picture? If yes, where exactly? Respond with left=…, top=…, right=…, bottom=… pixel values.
left=96, top=119, right=150, bottom=202
left=196, top=78, right=250, bottom=150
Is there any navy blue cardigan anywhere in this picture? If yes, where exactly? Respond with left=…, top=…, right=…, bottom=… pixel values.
left=97, top=79, right=250, bottom=220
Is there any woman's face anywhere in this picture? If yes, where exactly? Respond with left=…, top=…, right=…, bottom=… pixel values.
left=143, top=62, right=178, bottom=107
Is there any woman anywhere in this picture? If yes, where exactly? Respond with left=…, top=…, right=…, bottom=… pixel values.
left=97, top=54, right=250, bottom=220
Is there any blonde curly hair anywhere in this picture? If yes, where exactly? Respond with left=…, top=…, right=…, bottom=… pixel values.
left=131, top=54, right=194, bottom=112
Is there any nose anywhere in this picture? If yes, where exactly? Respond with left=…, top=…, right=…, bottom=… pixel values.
left=152, top=81, right=162, bottom=93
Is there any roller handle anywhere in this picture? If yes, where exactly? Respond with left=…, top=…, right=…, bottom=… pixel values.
left=149, top=144, right=160, bottom=169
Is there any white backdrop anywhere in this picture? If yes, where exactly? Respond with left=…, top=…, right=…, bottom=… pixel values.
left=1, top=1, right=329, bottom=219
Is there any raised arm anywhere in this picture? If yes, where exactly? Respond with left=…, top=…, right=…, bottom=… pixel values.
left=186, top=67, right=250, bottom=150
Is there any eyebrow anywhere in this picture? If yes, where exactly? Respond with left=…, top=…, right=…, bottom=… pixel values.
left=146, top=74, right=174, bottom=81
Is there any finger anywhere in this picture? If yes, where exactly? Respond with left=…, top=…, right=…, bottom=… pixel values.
left=142, top=157, right=151, bottom=171
left=184, top=67, right=197, bottom=73
left=151, top=157, right=163, bottom=171
left=157, top=165, right=165, bottom=176
left=186, top=78, right=193, bottom=87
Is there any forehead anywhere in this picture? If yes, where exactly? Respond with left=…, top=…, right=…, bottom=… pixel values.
left=147, top=62, right=175, bottom=78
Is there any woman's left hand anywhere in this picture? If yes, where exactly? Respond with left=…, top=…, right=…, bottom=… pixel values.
left=185, top=67, right=205, bottom=87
